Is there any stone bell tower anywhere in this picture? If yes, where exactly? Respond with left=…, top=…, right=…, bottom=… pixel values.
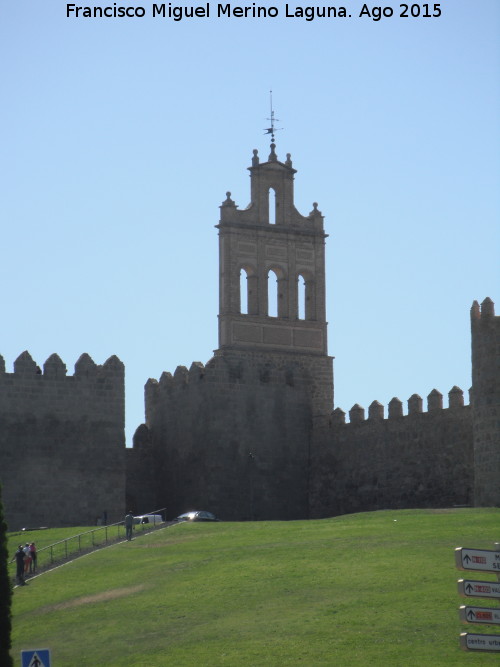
left=216, top=141, right=333, bottom=415
left=130, top=140, right=334, bottom=521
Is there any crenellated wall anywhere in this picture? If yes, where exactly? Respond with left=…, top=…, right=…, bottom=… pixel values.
left=0, top=351, right=125, bottom=529
left=127, top=299, right=498, bottom=521
left=309, top=387, right=474, bottom=518
left=127, top=350, right=322, bottom=520
left=1, top=297, right=496, bottom=527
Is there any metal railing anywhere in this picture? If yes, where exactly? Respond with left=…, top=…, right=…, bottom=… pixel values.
left=9, top=508, right=168, bottom=582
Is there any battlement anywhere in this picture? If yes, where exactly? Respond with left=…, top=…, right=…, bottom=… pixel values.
left=0, top=350, right=126, bottom=529
left=0, top=350, right=123, bottom=377
left=470, top=297, right=496, bottom=320
left=311, top=385, right=474, bottom=518
left=0, top=350, right=124, bottom=418
left=145, top=354, right=316, bottom=397
left=333, top=386, right=470, bottom=424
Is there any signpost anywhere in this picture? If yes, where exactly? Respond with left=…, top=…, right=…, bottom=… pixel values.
left=459, top=605, right=500, bottom=625
left=455, top=547, right=500, bottom=573
left=455, top=543, right=500, bottom=654
left=459, top=633, right=500, bottom=653
left=458, top=579, right=500, bottom=600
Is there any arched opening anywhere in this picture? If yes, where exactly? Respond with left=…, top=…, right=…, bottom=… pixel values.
left=268, top=187, right=276, bottom=224
left=239, top=266, right=258, bottom=315
left=240, top=268, right=248, bottom=314
left=267, top=269, right=278, bottom=317
left=297, top=272, right=315, bottom=320
left=297, top=274, right=306, bottom=320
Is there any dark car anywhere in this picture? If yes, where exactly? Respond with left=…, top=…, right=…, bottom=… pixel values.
left=174, top=510, right=219, bottom=522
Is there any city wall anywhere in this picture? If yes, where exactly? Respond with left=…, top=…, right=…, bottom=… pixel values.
left=310, top=388, right=474, bottom=518
left=1, top=300, right=497, bottom=527
left=0, top=351, right=125, bottom=529
left=127, top=349, right=330, bottom=521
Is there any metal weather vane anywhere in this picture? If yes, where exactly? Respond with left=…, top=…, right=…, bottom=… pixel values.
left=264, top=90, right=282, bottom=143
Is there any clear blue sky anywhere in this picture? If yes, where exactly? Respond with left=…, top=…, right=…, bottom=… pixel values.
left=1, top=1, right=498, bottom=445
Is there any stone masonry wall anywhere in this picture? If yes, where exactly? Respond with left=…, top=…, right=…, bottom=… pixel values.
left=309, top=388, right=473, bottom=518
left=127, top=349, right=332, bottom=521
left=0, top=351, right=125, bottom=529
left=471, top=298, right=500, bottom=506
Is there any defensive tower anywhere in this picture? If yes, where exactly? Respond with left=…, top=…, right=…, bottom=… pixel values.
left=471, top=298, right=500, bottom=506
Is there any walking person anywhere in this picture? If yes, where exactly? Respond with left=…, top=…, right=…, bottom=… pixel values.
left=125, top=511, right=134, bottom=541
left=12, top=545, right=26, bottom=585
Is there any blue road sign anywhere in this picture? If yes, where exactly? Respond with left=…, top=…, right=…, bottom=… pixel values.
left=21, top=649, right=51, bottom=667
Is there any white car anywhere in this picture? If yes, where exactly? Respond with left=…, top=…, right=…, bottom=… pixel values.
left=133, top=514, right=164, bottom=525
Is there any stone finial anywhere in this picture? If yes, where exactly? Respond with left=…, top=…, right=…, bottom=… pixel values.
left=470, top=300, right=481, bottom=320
left=408, top=394, right=423, bottom=415
left=14, top=351, right=37, bottom=375
left=221, top=191, right=236, bottom=207
left=349, top=403, right=365, bottom=423
left=0, top=355, right=5, bottom=374
left=427, top=389, right=443, bottom=412
left=368, top=400, right=384, bottom=420
left=332, top=407, right=346, bottom=425
left=43, top=353, right=67, bottom=378
left=269, top=142, right=277, bottom=162
left=252, top=149, right=259, bottom=166
left=388, top=397, right=403, bottom=419
left=310, top=202, right=322, bottom=217
left=285, top=153, right=292, bottom=167
left=481, top=297, right=495, bottom=317
left=448, top=385, right=464, bottom=409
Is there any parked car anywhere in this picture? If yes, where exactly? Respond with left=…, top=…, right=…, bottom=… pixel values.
left=174, top=510, right=219, bottom=522
left=133, top=514, right=164, bottom=525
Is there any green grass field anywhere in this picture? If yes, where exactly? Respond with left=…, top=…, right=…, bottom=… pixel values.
left=9, top=508, right=500, bottom=666
left=8, top=527, right=96, bottom=553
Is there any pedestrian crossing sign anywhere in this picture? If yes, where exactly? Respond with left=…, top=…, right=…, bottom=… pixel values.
left=21, top=649, right=51, bottom=667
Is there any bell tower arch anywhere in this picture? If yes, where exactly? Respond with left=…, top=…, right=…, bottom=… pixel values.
left=216, top=142, right=333, bottom=414
left=217, top=143, right=329, bottom=355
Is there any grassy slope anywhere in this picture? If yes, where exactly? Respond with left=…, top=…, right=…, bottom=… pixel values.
left=10, top=508, right=500, bottom=666
left=7, top=527, right=95, bottom=552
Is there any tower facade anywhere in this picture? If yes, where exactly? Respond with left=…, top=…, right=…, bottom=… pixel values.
left=216, top=143, right=333, bottom=415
